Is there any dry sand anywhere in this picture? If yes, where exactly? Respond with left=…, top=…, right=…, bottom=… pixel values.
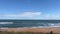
left=0, top=27, right=60, bottom=33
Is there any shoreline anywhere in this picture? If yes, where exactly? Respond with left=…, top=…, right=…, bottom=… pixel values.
left=0, top=26, right=60, bottom=29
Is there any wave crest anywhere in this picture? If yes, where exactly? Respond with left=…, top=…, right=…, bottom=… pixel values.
left=0, top=22, right=13, bottom=24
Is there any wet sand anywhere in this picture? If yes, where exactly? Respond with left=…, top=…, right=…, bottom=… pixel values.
left=0, top=27, right=60, bottom=33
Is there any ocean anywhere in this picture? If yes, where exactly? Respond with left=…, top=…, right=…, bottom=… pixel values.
left=0, top=20, right=60, bottom=28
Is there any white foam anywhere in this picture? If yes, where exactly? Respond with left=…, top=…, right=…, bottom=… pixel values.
left=22, top=25, right=60, bottom=28
left=0, top=22, right=13, bottom=24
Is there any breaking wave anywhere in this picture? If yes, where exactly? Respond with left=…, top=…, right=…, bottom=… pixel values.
left=22, top=23, right=60, bottom=28
left=0, top=22, right=13, bottom=24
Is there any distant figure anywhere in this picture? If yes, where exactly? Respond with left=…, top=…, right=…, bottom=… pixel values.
left=50, top=31, right=53, bottom=34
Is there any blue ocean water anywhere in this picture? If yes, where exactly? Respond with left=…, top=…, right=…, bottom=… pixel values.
left=0, top=20, right=60, bottom=28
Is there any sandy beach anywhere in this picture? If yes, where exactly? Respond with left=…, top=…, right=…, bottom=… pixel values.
left=0, top=27, right=60, bottom=33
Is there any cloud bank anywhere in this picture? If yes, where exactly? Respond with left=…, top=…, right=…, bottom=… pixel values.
left=43, top=14, right=60, bottom=19
left=0, top=12, right=41, bottom=19
left=0, top=11, right=60, bottom=19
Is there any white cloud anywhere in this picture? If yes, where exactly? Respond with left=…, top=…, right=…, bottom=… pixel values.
left=43, top=14, right=60, bottom=19
left=0, top=12, right=42, bottom=19
left=20, top=12, right=41, bottom=17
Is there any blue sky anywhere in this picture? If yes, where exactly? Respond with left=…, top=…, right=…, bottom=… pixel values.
left=0, top=0, right=60, bottom=19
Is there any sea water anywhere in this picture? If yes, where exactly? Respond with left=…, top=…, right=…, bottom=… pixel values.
left=0, top=20, right=60, bottom=28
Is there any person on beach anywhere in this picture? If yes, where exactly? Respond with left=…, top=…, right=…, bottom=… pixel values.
left=50, top=31, right=53, bottom=34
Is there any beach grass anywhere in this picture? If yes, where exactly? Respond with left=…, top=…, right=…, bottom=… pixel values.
left=0, top=31, right=59, bottom=34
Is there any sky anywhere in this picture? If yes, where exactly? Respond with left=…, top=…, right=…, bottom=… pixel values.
left=0, top=0, right=60, bottom=19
